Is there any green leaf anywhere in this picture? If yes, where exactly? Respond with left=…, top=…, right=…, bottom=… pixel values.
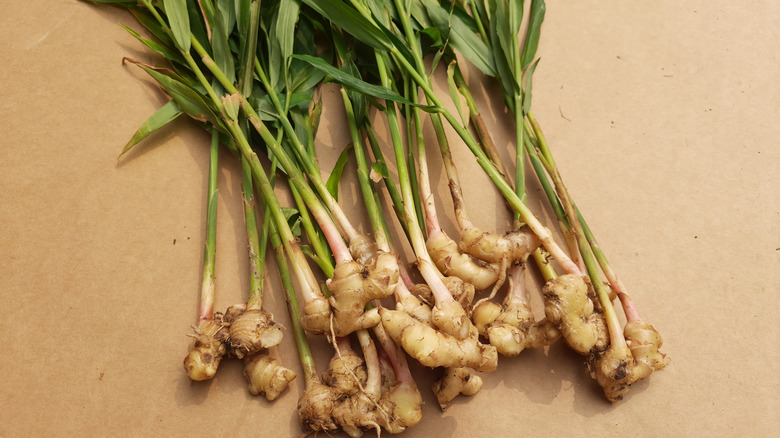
left=119, top=100, right=183, bottom=158
left=446, top=61, right=468, bottom=128
left=281, top=207, right=302, bottom=236
left=521, top=58, right=539, bottom=115
left=325, top=145, right=352, bottom=201
left=301, top=0, right=391, bottom=51
left=276, top=0, right=301, bottom=72
left=121, top=25, right=186, bottom=66
left=212, top=6, right=236, bottom=83
left=139, top=66, right=221, bottom=127
left=187, top=0, right=212, bottom=52
left=370, top=161, right=389, bottom=179
left=129, top=8, right=174, bottom=47
left=423, top=0, right=496, bottom=77
left=163, top=0, right=191, bottom=52
left=520, top=0, right=545, bottom=69
left=292, top=54, right=421, bottom=107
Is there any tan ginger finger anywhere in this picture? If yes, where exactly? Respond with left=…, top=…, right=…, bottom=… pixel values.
left=301, top=296, right=332, bottom=335
left=297, top=377, right=339, bottom=433
left=229, top=308, right=283, bottom=359
left=183, top=314, right=229, bottom=381
left=427, top=230, right=500, bottom=291
left=543, top=274, right=608, bottom=354
left=431, top=367, right=483, bottom=411
left=380, top=308, right=497, bottom=372
left=323, top=338, right=368, bottom=397
left=459, top=225, right=541, bottom=264
left=243, top=354, right=296, bottom=401
left=624, top=321, right=670, bottom=376
left=327, top=257, right=398, bottom=336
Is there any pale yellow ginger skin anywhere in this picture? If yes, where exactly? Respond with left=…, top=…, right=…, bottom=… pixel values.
left=431, top=300, right=476, bottom=340
left=183, top=316, right=228, bottom=381
left=395, top=293, right=432, bottom=325
left=297, top=379, right=339, bottom=433
left=243, top=354, right=296, bottom=401
left=408, top=283, right=434, bottom=307
left=473, top=300, right=560, bottom=356
left=543, top=274, right=608, bottom=354
left=589, top=322, right=669, bottom=402
left=331, top=392, right=383, bottom=438
left=330, top=381, right=423, bottom=436
left=322, top=349, right=368, bottom=397
left=228, top=309, right=283, bottom=359
left=591, top=344, right=635, bottom=402
left=379, top=382, right=423, bottom=433
left=348, top=234, right=379, bottom=265
left=327, top=256, right=399, bottom=336
left=459, top=225, right=541, bottom=264
left=379, top=308, right=497, bottom=371
left=427, top=231, right=500, bottom=290
left=301, top=296, right=332, bottom=335
left=624, top=321, right=670, bottom=375
left=442, top=276, right=475, bottom=312
left=431, top=367, right=483, bottom=411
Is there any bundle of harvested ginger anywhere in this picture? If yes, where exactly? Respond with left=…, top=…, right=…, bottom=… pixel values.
left=85, top=0, right=668, bottom=434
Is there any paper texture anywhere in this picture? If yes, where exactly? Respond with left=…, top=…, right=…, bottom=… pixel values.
left=1, top=1, right=778, bottom=436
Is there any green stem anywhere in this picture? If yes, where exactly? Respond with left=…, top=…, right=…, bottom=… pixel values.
left=253, top=57, right=359, bottom=242
left=340, top=88, right=387, bottom=250
left=242, top=155, right=265, bottom=310
left=267, top=191, right=317, bottom=384
left=198, top=129, right=219, bottom=322
left=363, top=123, right=411, bottom=243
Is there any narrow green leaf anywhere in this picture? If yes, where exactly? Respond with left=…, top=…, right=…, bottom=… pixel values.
left=216, top=0, right=236, bottom=33
left=521, top=58, right=539, bottom=115
left=119, top=100, right=183, bottom=158
left=163, top=0, right=191, bottom=52
left=139, top=66, right=220, bottom=127
left=370, top=161, right=389, bottom=179
left=520, top=0, right=546, bottom=69
left=130, top=9, right=174, bottom=47
left=301, top=0, right=391, bottom=51
left=325, top=145, right=352, bottom=201
left=212, top=6, right=236, bottom=83
left=276, top=0, right=301, bottom=74
left=292, top=54, right=421, bottom=107
left=446, top=61, right=468, bottom=127
left=121, top=25, right=186, bottom=66
left=423, top=0, right=496, bottom=77
left=187, top=0, right=212, bottom=52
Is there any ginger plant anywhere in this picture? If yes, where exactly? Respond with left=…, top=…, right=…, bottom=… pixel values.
left=182, top=130, right=229, bottom=381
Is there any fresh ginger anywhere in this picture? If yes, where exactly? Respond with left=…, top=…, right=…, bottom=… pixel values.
left=323, top=338, right=368, bottom=397
left=327, top=253, right=399, bottom=336
left=473, top=300, right=559, bottom=356
left=243, top=354, right=296, bottom=401
left=624, top=321, right=670, bottom=375
left=380, top=308, right=497, bottom=371
left=228, top=308, right=283, bottom=359
left=472, top=264, right=559, bottom=356
left=301, top=296, right=332, bottom=335
left=459, top=225, right=540, bottom=265
left=431, top=367, right=483, bottom=411
left=297, top=377, right=339, bottom=433
left=183, top=314, right=229, bottom=381
left=590, top=321, right=670, bottom=402
left=427, top=230, right=500, bottom=290
left=543, top=274, right=608, bottom=354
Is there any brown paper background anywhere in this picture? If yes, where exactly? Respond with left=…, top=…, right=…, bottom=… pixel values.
left=1, top=1, right=778, bottom=436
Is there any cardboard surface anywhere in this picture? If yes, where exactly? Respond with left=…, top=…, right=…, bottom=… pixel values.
left=1, top=1, right=778, bottom=436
